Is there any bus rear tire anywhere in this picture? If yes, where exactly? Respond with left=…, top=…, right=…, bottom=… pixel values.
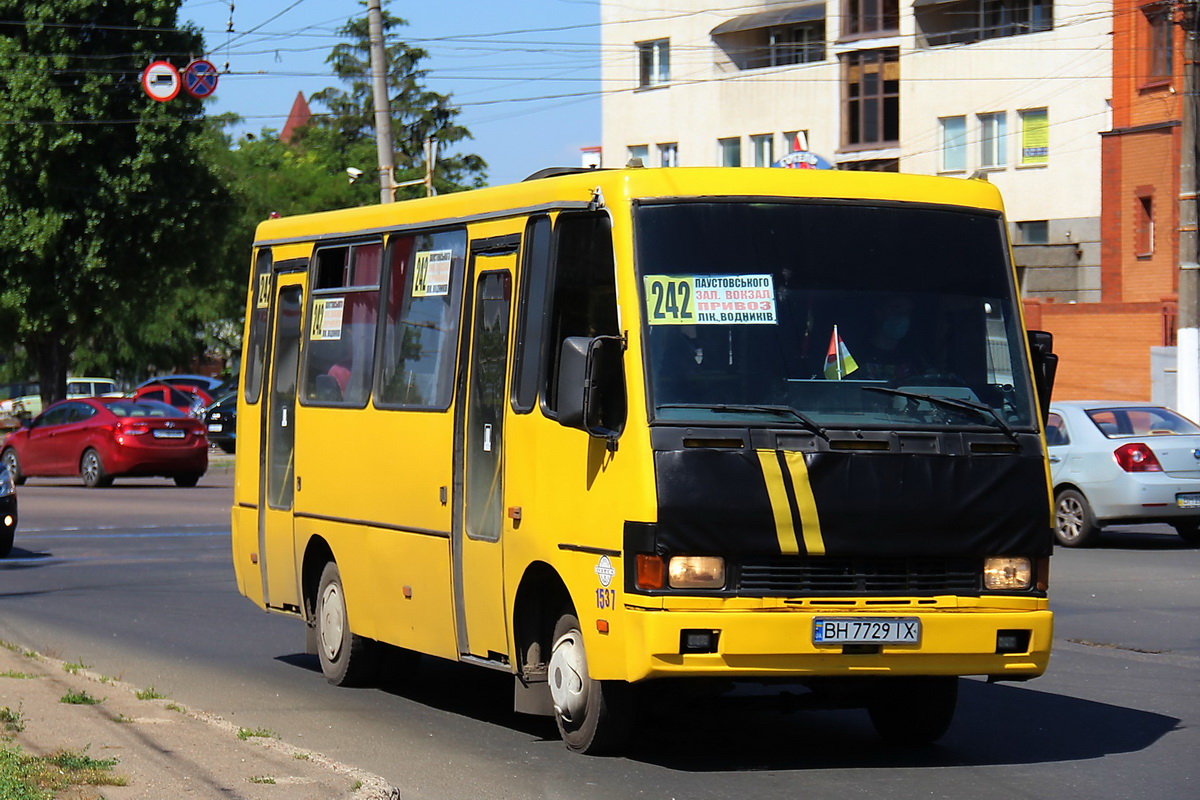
left=549, top=611, right=632, bottom=755
left=316, top=561, right=378, bottom=687
left=867, top=676, right=958, bottom=745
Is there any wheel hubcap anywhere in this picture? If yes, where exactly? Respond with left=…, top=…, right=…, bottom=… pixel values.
left=549, top=629, right=588, bottom=723
left=1057, top=497, right=1083, bottom=541
left=83, top=454, right=98, bottom=483
left=319, top=583, right=345, bottom=661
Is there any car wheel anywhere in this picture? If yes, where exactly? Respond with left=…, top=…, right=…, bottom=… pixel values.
left=2, top=449, right=24, bottom=486
left=1170, top=522, right=1200, bottom=545
left=867, top=676, right=958, bottom=745
left=1055, top=488, right=1100, bottom=547
left=549, top=610, right=633, bottom=755
left=218, top=442, right=235, bottom=454
left=173, top=474, right=202, bottom=488
left=315, top=561, right=379, bottom=687
left=80, top=449, right=113, bottom=489
left=0, top=526, right=12, bottom=559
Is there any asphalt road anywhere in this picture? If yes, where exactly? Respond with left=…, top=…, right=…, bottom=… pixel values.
left=1, top=460, right=1197, bottom=799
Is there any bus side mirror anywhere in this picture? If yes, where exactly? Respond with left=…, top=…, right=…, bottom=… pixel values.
left=1027, top=329, right=1058, bottom=424
left=557, top=335, right=626, bottom=445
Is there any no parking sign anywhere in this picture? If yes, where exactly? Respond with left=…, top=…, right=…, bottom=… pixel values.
left=182, top=59, right=219, bottom=99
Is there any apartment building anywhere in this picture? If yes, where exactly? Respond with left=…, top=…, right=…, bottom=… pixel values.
left=600, top=0, right=1113, bottom=304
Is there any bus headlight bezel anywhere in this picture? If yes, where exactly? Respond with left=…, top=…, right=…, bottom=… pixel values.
left=983, top=556, right=1033, bottom=591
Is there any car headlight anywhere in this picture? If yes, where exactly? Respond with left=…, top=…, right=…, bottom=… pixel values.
left=668, top=556, right=726, bottom=589
left=983, top=556, right=1032, bottom=590
left=0, top=465, right=14, bottom=497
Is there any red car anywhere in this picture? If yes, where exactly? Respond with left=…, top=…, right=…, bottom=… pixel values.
left=0, top=398, right=208, bottom=488
left=131, top=383, right=214, bottom=417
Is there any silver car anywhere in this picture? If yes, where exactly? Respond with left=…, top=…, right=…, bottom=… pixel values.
left=1048, top=401, right=1200, bottom=547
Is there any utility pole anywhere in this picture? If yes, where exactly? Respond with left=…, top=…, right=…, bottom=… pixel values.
left=367, top=0, right=396, bottom=204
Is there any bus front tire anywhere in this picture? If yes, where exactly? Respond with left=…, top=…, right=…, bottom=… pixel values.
left=549, top=611, right=632, bottom=755
left=867, top=676, right=958, bottom=745
left=316, top=561, right=378, bottom=687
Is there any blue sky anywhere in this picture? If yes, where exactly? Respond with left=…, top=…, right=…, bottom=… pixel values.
left=177, top=0, right=601, bottom=186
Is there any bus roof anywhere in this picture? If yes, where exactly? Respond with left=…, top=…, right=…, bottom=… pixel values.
left=253, top=167, right=1006, bottom=247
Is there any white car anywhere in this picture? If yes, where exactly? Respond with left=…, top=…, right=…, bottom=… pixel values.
left=1048, top=401, right=1200, bottom=547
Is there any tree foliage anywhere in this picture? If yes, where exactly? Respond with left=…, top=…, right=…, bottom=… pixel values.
left=308, top=2, right=487, bottom=198
left=0, top=0, right=232, bottom=399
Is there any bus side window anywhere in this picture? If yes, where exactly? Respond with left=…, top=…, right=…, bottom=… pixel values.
left=376, top=229, right=467, bottom=410
left=302, top=242, right=382, bottom=407
left=541, top=212, right=625, bottom=431
left=511, top=214, right=551, bottom=413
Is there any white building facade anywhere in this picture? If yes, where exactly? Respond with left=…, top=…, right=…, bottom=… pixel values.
left=600, top=0, right=1112, bottom=301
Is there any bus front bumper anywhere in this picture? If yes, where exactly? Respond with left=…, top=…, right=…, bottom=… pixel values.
left=618, top=605, right=1053, bottom=684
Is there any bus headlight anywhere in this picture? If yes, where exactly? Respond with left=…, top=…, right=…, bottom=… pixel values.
left=983, top=556, right=1032, bottom=590
left=668, top=556, right=725, bottom=589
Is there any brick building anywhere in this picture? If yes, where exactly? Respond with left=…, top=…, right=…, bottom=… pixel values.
left=1027, top=2, right=1187, bottom=401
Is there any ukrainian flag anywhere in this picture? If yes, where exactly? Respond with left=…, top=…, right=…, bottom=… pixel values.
left=824, top=325, right=859, bottom=380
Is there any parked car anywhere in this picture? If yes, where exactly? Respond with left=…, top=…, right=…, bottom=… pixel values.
left=1, top=398, right=208, bottom=488
left=1048, top=401, right=1200, bottom=546
left=203, top=392, right=237, bottom=454
left=132, top=383, right=214, bottom=417
left=135, top=374, right=229, bottom=395
left=0, top=376, right=118, bottom=419
left=0, top=460, right=16, bottom=557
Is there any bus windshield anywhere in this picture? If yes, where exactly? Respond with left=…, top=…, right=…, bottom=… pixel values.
left=636, top=200, right=1036, bottom=430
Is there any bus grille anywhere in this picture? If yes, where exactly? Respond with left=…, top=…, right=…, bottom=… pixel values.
left=736, top=557, right=980, bottom=595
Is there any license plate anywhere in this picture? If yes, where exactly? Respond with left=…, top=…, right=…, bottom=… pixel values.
left=153, top=429, right=186, bottom=439
left=813, top=617, right=920, bottom=645
left=1177, top=493, right=1200, bottom=509
left=207, top=423, right=223, bottom=432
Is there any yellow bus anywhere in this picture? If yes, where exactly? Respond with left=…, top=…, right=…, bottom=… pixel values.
left=231, top=166, right=1058, bottom=754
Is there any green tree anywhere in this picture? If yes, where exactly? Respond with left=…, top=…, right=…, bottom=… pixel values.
left=0, top=1, right=232, bottom=400
left=308, top=1, right=487, bottom=198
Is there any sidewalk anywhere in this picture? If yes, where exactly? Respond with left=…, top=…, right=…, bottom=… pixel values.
left=0, top=641, right=399, bottom=799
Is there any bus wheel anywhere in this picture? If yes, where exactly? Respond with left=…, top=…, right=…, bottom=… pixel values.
left=1055, top=489, right=1099, bottom=547
left=867, top=676, right=958, bottom=745
left=316, top=561, right=378, bottom=687
left=549, top=611, right=632, bottom=755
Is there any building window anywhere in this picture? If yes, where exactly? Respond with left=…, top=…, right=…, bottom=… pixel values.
left=982, top=0, right=1053, bottom=39
left=915, top=0, right=1053, bottom=48
left=1136, top=194, right=1154, bottom=256
left=719, top=137, right=742, bottom=167
left=711, top=8, right=826, bottom=70
left=658, top=142, right=678, bottom=167
left=979, top=112, right=1007, bottom=168
left=627, top=144, right=649, bottom=166
left=1146, top=4, right=1173, bottom=80
left=638, top=39, right=670, bottom=88
left=940, top=116, right=967, bottom=172
left=751, top=134, right=775, bottom=167
left=843, top=49, right=899, bottom=148
left=1017, top=220, right=1049, bottom=244
left=843, top=0, right=899, bottom=38
left=1019, top=107, right=1048, bottom=165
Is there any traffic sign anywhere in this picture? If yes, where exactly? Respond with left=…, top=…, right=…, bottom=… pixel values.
left=182, top=59, right=219, bottom=99
left=142, top=61, right=180, bottom=102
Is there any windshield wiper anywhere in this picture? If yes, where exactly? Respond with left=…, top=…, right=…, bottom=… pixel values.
left=656, top=403, right=829, bottom=441
left=862, top=387, right=1019, bottom=443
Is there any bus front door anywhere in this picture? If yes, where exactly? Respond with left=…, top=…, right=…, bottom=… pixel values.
left=454, top=262, right=514, bottom=661
left=259, top=279, right=304, bottom=611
